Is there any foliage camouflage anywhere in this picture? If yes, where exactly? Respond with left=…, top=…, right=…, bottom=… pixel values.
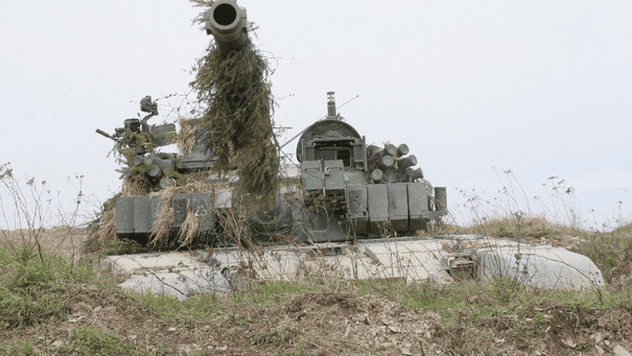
left=192, top=36, right=278, bottom=205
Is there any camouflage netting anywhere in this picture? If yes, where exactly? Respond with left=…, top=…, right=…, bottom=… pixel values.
left=191, top=24, right=278, bottom=206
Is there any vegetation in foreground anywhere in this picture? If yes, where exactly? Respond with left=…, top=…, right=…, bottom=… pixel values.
left=1, top=217, right=632, bottom=355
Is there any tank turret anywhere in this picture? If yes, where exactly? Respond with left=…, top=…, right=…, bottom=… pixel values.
left=295, top=92, right=447, bottom=241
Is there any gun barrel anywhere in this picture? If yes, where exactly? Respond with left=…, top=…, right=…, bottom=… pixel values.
left=204, top=0, right=248, bottom=56
left=96, top=128, right=117, bottom=142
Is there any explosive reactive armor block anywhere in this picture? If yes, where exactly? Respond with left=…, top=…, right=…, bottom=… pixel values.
left=345, top=181, right=433, bottom=236
left=116, top=190, right=233, bottom=243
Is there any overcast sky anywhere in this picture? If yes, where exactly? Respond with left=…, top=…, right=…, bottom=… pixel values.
left=1, top=0, right=630, bottom=230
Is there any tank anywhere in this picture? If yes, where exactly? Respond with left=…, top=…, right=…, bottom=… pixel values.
left=96, top=0, right=447, bottom=247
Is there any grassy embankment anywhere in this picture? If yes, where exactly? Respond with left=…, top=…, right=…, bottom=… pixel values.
left=1, top=165, right=631, bottom=355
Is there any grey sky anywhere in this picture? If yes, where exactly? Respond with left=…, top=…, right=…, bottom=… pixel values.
left=1, top=1, right=630, bottom=229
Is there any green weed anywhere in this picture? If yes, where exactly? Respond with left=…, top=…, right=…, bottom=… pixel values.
left=225, top=279, right=317, bottom=308
left=0, top=339, right=36, bottom=356
left=530, top=311, right=549, bottom=329
left=579, top=224, right=632, bottom=280
left=250, top=326, right=299, bottom=347
left=70, top=325, right=148, bottom=356
left=132, top=293, right=184, bottom=320
left=0, top=246, right=96, bottom=328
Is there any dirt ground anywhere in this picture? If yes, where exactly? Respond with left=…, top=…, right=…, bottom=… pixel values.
left=2, top=230, right=632, bottom=355
left=2, top=281, right=632, bottom=355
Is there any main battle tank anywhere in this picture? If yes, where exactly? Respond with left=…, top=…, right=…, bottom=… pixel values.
left=96, top=0, right=447, bottom=247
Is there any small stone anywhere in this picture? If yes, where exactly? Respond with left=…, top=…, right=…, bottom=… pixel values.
left=180, top=345, right=192, bottom=353
left=72, top=302, right=91, bottom=316
left=381, top=342, right=393, bottom=349
left=94, top=305, right=102, bottom=312
left=613, top=345, right=632, bottom=356
left=591, top=332, right=604, bottom=345
left=68, top=315, right=86, bottom=323
left=595, top=345, right=605, bottom=356
left=401, top=348, right=412, bottom=355
left=561, top=337, right=576, bottom=348
left=168, top=327, right=176, bottom=332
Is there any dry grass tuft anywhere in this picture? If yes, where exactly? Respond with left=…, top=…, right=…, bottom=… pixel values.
left=121, top=177, right=147, bottom=197
left=148, top=187, right=177, bottom=246
left=83, top=208, right=124, bottom=256
left=185, top=177, right=229, bottom=192
left=148, top=174, right=231, bottom=246
left=453, top=214, right=552, bottom=239
left=179, top=207, right=200, bottom=246
left=92, top=209, right=118, bottom=243
left=176, top=116, right=197, bottom=155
